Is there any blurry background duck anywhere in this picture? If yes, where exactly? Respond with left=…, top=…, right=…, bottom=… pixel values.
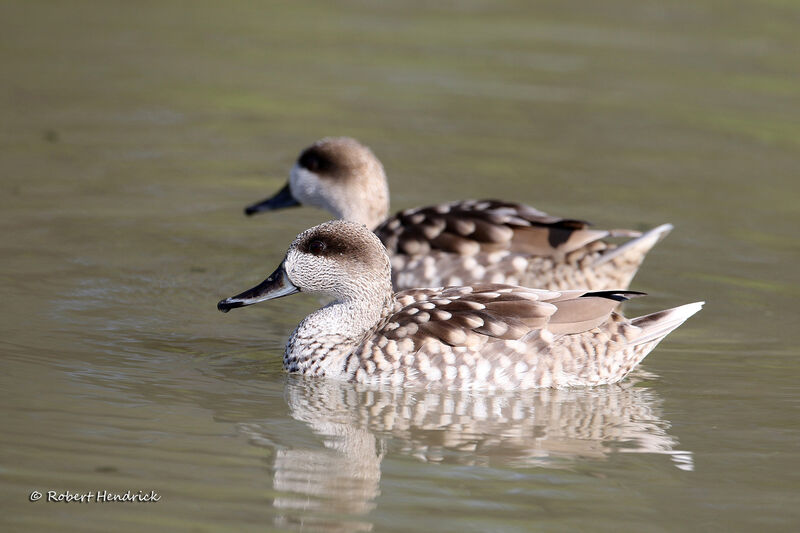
left=243, top=137, right=673, bottom=291
left=218, top=220, right=702, bottom=390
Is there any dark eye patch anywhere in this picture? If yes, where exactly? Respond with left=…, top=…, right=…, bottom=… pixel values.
left=299, top=231, right=353, bottom=257
left=297, top=223, right=386, bottom=272
left=298, top=146, right=336, bottom=175
left=309, top=239, right=326, bottom=255
left=300, top=152, right=320, bottom=172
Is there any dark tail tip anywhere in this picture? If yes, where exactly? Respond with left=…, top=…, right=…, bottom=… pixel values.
left=581, top=290, right=647, bottom=302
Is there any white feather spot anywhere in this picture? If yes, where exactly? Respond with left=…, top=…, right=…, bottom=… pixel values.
left=431, top=310, right=452, bottom=321
left=385, top=341, right=398, bottom=357
left=475, top=359, right=491, bottom=382
left=398, top=338, right=415, bottom=352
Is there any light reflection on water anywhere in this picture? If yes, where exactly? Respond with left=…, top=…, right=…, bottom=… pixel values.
left=235, top=375, right=691, bottom=531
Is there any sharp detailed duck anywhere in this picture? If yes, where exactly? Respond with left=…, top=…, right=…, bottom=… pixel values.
left=243, top=137, right=673, bottom=291
left=218, top=220, right=702, bottom=390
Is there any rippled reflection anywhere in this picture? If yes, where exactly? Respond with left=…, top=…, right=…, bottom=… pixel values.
left=237, top=375, right=692, bottom=531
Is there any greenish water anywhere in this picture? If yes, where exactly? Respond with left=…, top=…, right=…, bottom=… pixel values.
left=1, top=1, right=799, bottom=531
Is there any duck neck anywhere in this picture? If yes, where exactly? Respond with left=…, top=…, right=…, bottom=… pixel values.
left=337, top=202, right=387, bottom=231
left=284, top=289, right=395, bottom=378
left=337, top=166, right=390, bottom=230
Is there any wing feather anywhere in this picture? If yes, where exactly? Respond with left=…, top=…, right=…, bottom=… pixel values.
left=375, top=199, right=607, bottom=258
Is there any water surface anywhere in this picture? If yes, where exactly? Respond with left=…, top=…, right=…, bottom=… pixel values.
left=2, top=1, right=799, bottom=531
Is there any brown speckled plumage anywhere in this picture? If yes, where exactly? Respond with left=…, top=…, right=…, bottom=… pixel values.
left=243, top=137, right=673, bottom=291
left=218, top=221, right=703, bottom=390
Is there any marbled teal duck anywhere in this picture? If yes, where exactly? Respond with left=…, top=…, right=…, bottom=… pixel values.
left=243, top=137, right=673, bottom=292
left=218, top=220, right=702, bottom=390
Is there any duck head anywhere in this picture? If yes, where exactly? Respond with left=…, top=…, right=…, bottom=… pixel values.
left=218, top=220, right=393, bottom=312
left=244, top=137, right=390, bottom=230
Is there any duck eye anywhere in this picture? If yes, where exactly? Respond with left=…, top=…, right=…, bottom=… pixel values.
left=300, top=152, right=320, bottom=172
left=309, top=239, right=326, bottom=255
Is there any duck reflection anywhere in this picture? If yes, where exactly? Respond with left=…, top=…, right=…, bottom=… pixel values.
left=237, top=375, right=692, bottom=531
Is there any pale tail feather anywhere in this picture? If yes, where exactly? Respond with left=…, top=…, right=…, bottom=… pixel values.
left=629, top=301, right=704, bottom=346
left=594, top=223, right=674, bottom=266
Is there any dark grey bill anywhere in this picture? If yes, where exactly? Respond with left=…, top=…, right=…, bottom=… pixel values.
left=217, top=263, right=299, bottom=313
left=244, top=183, right=300, bottom=216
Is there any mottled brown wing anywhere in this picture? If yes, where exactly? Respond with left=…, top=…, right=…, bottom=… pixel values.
left=374, top=200, right=609, bottom=258
left=382, top=285, right=559, bottom=350
left=375, top=285, right=643, bottom=352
